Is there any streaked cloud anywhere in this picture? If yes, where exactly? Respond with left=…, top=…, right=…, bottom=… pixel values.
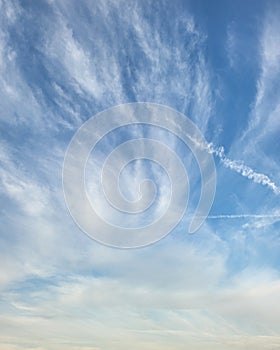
left=0, top=0, right=280, bottom=349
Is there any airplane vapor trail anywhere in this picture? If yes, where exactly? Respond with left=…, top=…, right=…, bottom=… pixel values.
left=207, top=214, right=280, bottom=219
left=206, top=143, right=280, bottom=195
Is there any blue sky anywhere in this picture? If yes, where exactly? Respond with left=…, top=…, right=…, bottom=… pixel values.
left=0, top=0, right=280, bottom=349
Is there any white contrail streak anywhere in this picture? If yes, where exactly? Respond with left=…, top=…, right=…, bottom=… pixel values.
left=207, top=214, right=280, bottom=219
left=206, top=143, right=280, bottom=194
left=187, top=136, right=280, bottom=195
left=187, top=214, right=280, bottom=219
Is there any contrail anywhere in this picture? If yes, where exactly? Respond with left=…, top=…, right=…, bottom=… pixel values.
left=206, top=143, right=280, bottom=195
left=188, top=135, right=280, bottom=195
left=188, top=214, right=280, bottom=219
left=207, top=214, right=280, bottom=219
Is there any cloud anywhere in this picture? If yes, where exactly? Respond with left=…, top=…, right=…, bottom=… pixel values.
left=230, top=6, right=280, bottom=181
left=40, top=0, right=214, bottom=131
left=0, top=0, right=216, bottom=285
left=1, top=263, right=280, bottom=349
left=1, top=1, right=280, bottom=349
left=0, top=222, right=231, bottom=349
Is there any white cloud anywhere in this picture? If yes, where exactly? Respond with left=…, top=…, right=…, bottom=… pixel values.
left=41, top=0, right=213, bottom=132
left=0, top=143, right=51, bottom=216
left=1, top=1, right=280, bottom=349
left=250, top=10, right=280, bottom=134
left=1, top=264, right=280, bottom=349
left=230, top=7, right=280, bottom=182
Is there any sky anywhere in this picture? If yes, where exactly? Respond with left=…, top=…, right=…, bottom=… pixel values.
left=0, top=0, right=280, bottom=349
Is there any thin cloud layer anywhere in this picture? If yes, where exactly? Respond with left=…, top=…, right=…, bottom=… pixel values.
left=0, top=0, right=280, bottom=349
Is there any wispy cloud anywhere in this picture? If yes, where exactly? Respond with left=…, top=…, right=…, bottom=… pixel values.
left=1, top=263, right=280, bottom=349
left=233, top=6, right=280, bottom=179
left=1, top=1, right=280, bottom=349
left=41, top=0, right=214, bottom=131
